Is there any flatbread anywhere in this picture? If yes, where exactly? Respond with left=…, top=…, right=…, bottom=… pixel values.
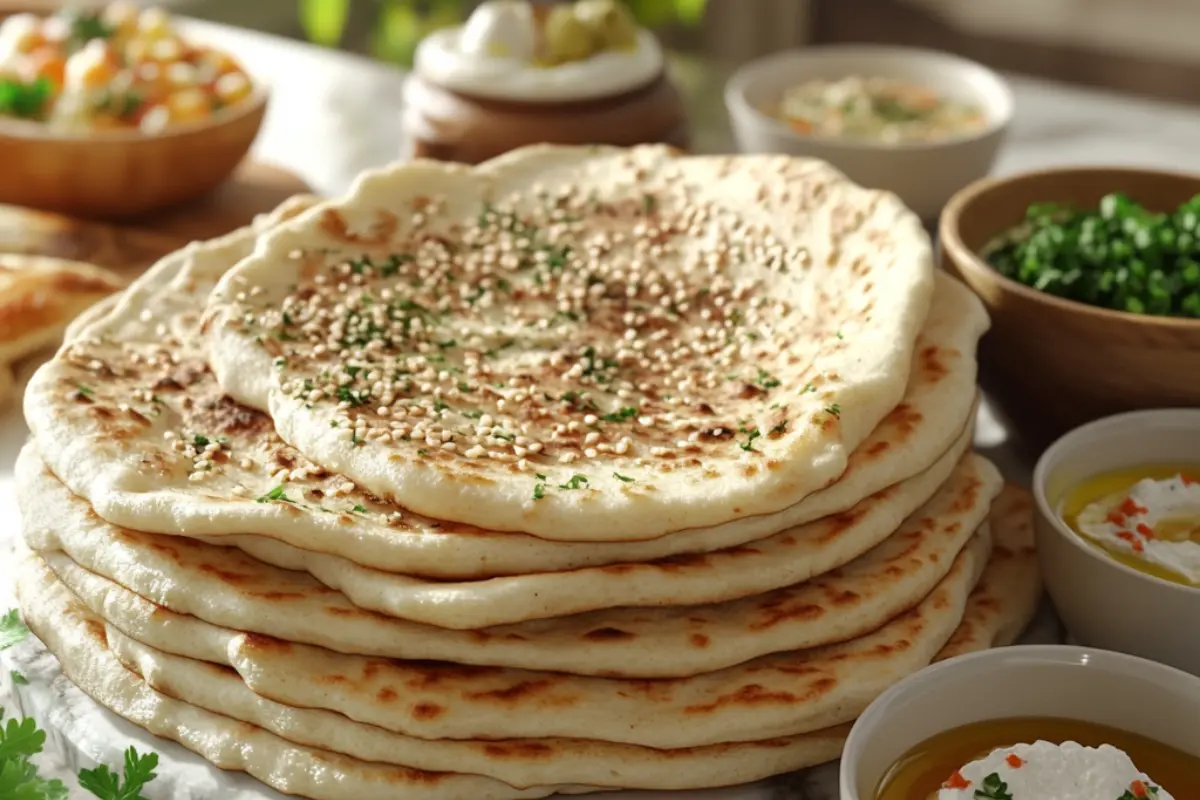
left=0, top=253, right=123, bottom=399
left=205, top=144, right=934, bottom=540
left=13, top=553, right=582, bottom=800
left=25, top=201, right=976, bottom=578
left=20, top=444, right=999, bottom=676
left=193, top=437, right=987, bottom=630
left=29, top=529, right=991, bottom=751
left=935, top=484, right=1042, bottom=661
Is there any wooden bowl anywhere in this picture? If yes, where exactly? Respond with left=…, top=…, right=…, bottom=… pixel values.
left=940, top=166, right=1200, bottom=449
left=0, top=86, right=267, bottom=219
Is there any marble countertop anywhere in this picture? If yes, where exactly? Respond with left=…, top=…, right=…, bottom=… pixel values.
left=1, top=17, right=1195, bottom=798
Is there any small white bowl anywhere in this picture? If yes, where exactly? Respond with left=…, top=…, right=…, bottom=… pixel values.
left=1032, top=408, right=1200, bottom=676
left=839, top=645, right=1200, bottom=800
left=724, top=45, right=1013, bottom=220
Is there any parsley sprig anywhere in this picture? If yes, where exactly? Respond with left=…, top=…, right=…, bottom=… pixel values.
left=974, top=772, right=1013, bottom=800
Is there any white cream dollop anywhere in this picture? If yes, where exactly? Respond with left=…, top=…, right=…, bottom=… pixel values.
left=937, top=741, right=1173, bottom=800
left=414, top=0, right=663, bottom=102
left=1076, top=475, right=1200, bottom=583
left=458, top=0, right=535, bottom=62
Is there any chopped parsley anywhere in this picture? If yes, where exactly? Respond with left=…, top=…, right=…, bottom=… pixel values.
left=825, top=403, right=842, bottom=418
left=9, top=670, right=27, bottom=685
left=255, top=485, right=294, bottom=504
left=0, top=609, right=29, bottom=649
left=612, top=472, right=635, bottom=483
left=533, top=481, right=546, bottom=500
left=739, top=427, right=761, bottom=452
left=351, top=505, right=367, bottom=514
left=417, top=449, right=429, bottom=456
left=558, top=474, right=589, bottom=490
left=74, top=383, right=95, bottom=397
left=642, top=193, right=658, bottom=214
left=973, top=773, right=1013, bottom=800
left=192, top=434, right=210, bottom=448
left=1116, top=784, right=1161, bottom=800
left=78, top=746, right=160, bottom=800
left=600, top=406, right=638, bottom=423
left=336, top=385, right=371, bottom=406
left=754, top=368, right=781, bottom=389
left=0, top=76, right=53, bottom=120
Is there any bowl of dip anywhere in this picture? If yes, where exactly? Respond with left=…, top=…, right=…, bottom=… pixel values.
left=0, top=3, right=266, bottom=218
left=840, top=644, right=1200, bottom=800
left=725, top=45, right=1012, bottom=221
left=402, top=0, right=689, bottom=164
left=1032, top=408, right=1200, bottom=676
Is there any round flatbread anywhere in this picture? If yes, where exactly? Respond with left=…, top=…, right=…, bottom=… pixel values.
left=23, top=204, right=981, bottom=577
left=19, top=444, right=1000, bottom=676
left=26, top=528, right=991, bottom=750
left=205, top=144, right=934, bottom=540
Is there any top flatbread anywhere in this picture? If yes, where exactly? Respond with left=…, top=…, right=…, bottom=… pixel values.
left=205, top=144, right=934, bottom=540
left=25, top=199, right=980, bottom=578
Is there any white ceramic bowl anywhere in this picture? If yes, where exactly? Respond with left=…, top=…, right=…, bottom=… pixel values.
left=1032, top=408, right=1200, bottom=676
left=724, top=45, right=1013, bottom=221
left=839, top=644, right=1200, bottom=800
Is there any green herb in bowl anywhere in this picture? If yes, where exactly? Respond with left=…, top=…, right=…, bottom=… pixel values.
left=983, top=192, right=1200, bottom=318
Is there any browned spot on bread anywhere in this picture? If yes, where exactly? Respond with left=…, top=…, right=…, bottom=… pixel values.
left=377, top=687, right=398, bottom=703
left=191, top=394, right=272, bottom=437
left=690, top=633, right=711, bottom=648
left=241, top=633, right=292, bottom=653
left=749, top=600, right=823, bottom=631
left=198, top=563, right=255, bottom=586
left=467, top=680, right=553, bottom=703
left=319, top=208, right=399, bottom=245
left=83, top=618, right=108, bottom=645
left=583, top=623, right=638, bottom=642
left=411, top=701, right=444, bottom=720
left=683, top=677, right=835, bottom=714
left=918, top=345, right=949, bottom=382
left=599, top=563, right=636, bottom=575
left=483, top=741, right=554, bottom=759
left=866, top=440, right=890, bottom=456
left=248, top=591, right=307, bottom=601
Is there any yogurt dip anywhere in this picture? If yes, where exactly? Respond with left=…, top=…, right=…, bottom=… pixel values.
left=1074, top=474, right=1200, bottom=585
left=937, top=741, right=1173, bottom=800
left=414, top=0, right=664, bottom=102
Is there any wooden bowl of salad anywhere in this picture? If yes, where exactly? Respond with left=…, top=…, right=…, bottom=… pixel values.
left=0, top=3, right=266, bottom=218
left=940, top=166, right=1200, bottom=449
left=725, top=45, right=1013, bottom=221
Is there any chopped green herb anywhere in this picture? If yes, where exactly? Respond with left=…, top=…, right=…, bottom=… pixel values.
left=641, top=194, right=657, bottom=214
left=533, top=482, right=546, bottom=501
left=336, top=386, right=371, bottom=406
left=755, top=368, right=781, bottom=389
left=835, top=330, right=844, bottom=340
left=492, top=430, right=515, bottom=442
left=351, top=505, right=367, bottom=514
left=0, top=610, right=29, bottom=650
left=770, top=421, right=788, bottom=435
left=417, top=449, right=429, bottom=456
left=613, top=472, right=635, bottom=483
left=972, top=772, right=1013, bottom=800
left=600, top=407, right=638, bottom=423
left=9, top=671, right=27, bottom=686
left=74, top=383, right=95, bottom=397
left=432, top=400, right=450, bottom=413
left=0, top=77, right=53, bottom=120
left=192, top=434, right=210, bottom=448
left=825, top=403, right=842, bottom=418
left=558, top=474, right=589, bottom=490
left=1116, top=785, right=1160, bottom=800
left=739, top=428, right=761, bottom=452
left=255, top=485, right=294, bottom=504
left=78, top=746, right=159, bottom=800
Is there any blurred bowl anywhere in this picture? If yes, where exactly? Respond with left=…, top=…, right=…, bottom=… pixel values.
left=941, top=166, right=1200, bottom=447
left=839, top=644, right=1200, bottom=800
left=724, top=45, right=1012, bottom=221
left=1032, top=408, right=1200, bottom=676
left=0, top=85, right=268, bottom=219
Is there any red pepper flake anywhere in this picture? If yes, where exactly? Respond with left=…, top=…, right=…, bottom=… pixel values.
left=1120, top=497, right=1148, bottom=517
left=1117, top=531, right=1145, bottom=552
left=1136, top=522, right=1155, bottom=540
left=1107, top=510, right=1128, bottom=526
left=1130, top=779, right=1150, bottom=798
left=1005, top=754, right=1025, bottom=768
left=942, top=770, right=971, bottom=790
left=1182, top=475, right=1199, bottom=486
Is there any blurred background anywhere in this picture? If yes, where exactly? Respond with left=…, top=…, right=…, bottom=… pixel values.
left=7, top=0, right=1199, bottom=105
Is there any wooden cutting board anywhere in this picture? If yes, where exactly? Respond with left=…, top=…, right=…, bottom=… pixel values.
left=0, top=160, right=312, bottom=279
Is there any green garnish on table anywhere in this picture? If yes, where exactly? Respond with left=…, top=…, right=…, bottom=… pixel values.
left=984, top=192, right=1200, bottom=318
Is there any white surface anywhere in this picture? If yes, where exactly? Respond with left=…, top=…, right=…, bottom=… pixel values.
left=6, top=18, right=1198, bottom=797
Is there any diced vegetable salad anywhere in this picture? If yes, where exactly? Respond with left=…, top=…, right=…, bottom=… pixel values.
left=0, top=2, right=254, bottom=133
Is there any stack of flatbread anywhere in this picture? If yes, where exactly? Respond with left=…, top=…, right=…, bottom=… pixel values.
left=13, top=145, right=1043, bottom=798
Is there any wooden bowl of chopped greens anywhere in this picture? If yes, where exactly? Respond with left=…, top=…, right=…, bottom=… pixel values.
left=0, top=4, right=268, bottom=218
left=941, top=166, right=1200, bottom=446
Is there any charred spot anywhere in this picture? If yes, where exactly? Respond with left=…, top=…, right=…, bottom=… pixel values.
left=866, top=440, right=890, bottom=456
left=88, top=405, right=114, bottom=420
left=126, top=407, right=150, bottom=425
left=152, top=376, right=184, bottom=391
left=377, top=687, right=398, bottom=703
left=690, top=633, right=711, bottom=648
left=467, top=680, right=552, bottom=702
left=919, top=345, right=949, bottom=381
left=738, top=383, right=767, bottom=400
left=411, top=702, right=444, bottom=720
left=583, top=627, right=635, bottom=642
left=242, top=632, right=292, bottom=653
left=483, top=742, right=553, bottom=759
left=694, top=402, right=715, bottom=415
left=274, top=452, right=296, bottom=468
